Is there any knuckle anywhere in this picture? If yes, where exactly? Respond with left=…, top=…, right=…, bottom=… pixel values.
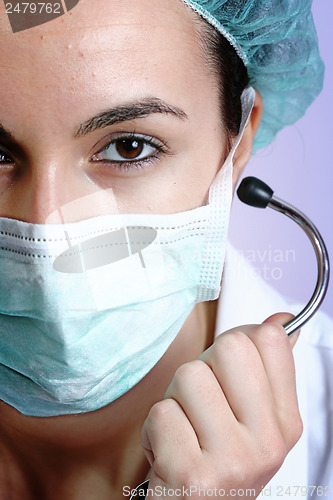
left=257, top=323, right=288, bottom=348
left=180, top=466, right=217, bottom=493
left=277, top=410, right=303, bottom=454
left=157, top=456, right=206, bottom=490
left=153, top=454, right=171, bottom=480
left=288, top=412, right=304, bottom=447
left=214, top=330, right=249, bottom=358
left=294, top=414, right=304, bottom=442
left=260, top=432, right=288, bottom=475
left=224, top=460, right=249, bottom=484
left=153, top=452, right=171, bottom=479
left=147, top=398, right=177, bottom=424
left=175, top=466, right=202, bottom=490
left=174, top=359, right=209, bottom=384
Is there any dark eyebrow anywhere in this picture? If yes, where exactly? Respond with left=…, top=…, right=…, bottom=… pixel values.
left=75, top=98, right=188, bottom=138
left=0, top=124, right=13, bottom=140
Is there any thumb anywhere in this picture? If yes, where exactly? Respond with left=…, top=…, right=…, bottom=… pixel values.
left=263, top=312, right=300, bottom=349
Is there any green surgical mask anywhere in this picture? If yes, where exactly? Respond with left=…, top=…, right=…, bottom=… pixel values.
left=0, top=88, right=255, bottom=418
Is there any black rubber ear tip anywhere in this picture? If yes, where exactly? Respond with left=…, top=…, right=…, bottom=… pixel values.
left=237, top=177, right=274, bottom=209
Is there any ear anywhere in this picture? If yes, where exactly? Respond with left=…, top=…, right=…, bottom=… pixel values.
left=232, top=89, right=263, bottom=189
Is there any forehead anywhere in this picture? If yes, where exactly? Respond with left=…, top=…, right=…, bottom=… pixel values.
left=0, top=0, right=197, bottom=69
left=0, top=0, right=213, bottom=134
left=0, top=0, right=202, bottom=91
left=0, top=0, right=196, bottom=34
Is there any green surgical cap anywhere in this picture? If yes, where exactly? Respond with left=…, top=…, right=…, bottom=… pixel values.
left=181, top=0, right=324, bottom=150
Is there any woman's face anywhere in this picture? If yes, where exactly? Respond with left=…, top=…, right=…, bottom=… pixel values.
left=0, top=0, right=230, bottom=223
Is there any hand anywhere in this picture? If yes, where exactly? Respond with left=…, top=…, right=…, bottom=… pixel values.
left=141, top=313, right=303, bottom=499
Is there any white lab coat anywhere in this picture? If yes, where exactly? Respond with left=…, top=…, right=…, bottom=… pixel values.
left=215, top=245, right=333, bottom=499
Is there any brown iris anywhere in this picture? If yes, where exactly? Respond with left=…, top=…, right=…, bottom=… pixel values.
left=116, top=139, right=144, bottom=160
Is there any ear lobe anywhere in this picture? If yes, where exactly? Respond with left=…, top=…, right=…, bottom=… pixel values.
left=232, top=90, right=263, bottom=188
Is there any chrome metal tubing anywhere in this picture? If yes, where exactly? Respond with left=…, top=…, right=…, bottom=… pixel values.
left=268, top=196, right=330, bottom=336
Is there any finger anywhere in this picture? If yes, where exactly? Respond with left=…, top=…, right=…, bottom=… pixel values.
left=245, top=315, right=303, bottom=448
left=164, top=359, right=237, bottom=452
left=199, top=330, right=277, bottom=434
left=141, top=398, right=201, bottom=482
left=263, top=312, right=300, bottom=349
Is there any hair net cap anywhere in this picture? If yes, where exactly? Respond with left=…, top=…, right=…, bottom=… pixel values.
left=181, top=0, right=324, bottom=150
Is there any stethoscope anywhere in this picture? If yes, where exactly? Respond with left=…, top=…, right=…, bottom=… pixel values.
left=237, top=177, right=330, bottom=337
left=129, top=178, right=330, bottom=500
left=129, top=178, right=330, bottom=499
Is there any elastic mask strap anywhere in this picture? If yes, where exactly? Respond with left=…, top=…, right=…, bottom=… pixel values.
left=229, top=86, right=256, bottom=161
left=208, top=86, right=255, bottom=204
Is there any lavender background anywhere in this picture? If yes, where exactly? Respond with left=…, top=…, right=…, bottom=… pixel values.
left=229, top=1, right=332, bottom=318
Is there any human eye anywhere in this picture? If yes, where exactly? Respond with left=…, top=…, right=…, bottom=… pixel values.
left=0, top=148, right=14, bottom=166
left=90, top=133, right=168, bottom=171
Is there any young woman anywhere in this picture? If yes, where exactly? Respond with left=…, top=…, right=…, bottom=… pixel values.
left=0, top=1, right=331, bottom=498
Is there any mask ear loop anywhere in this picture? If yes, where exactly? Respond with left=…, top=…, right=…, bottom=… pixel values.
left=228, top=87, right=256, bottom=161
left=208, top=86, right=255, bottom=206
left=195, top=87, right=256, bottom=303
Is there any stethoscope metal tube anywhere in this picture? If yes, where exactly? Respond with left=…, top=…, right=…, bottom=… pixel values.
left=237, top=177, right=330, bottom=337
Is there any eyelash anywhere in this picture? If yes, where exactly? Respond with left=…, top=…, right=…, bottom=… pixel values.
left=0, top=149, right=14, bottom=165
left=90, top=132, right=169, bottom=171
left=0, top=133, right=170, bottom=171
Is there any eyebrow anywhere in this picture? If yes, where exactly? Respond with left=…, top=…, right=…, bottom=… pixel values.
left=0, top=98, right=188, bottom=143
left=0, top=124, right=13, bottom=140
left=75, top=98, right=188, bottom=138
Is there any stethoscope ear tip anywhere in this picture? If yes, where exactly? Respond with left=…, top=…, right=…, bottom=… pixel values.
left=237, top=177, right=274, bottom=209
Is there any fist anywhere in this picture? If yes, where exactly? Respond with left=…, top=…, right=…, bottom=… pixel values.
left=141, top=313, right=303, bottom=499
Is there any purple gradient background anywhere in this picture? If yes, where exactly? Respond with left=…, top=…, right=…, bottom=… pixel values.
left=229, top=1, right=332, bottom=318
